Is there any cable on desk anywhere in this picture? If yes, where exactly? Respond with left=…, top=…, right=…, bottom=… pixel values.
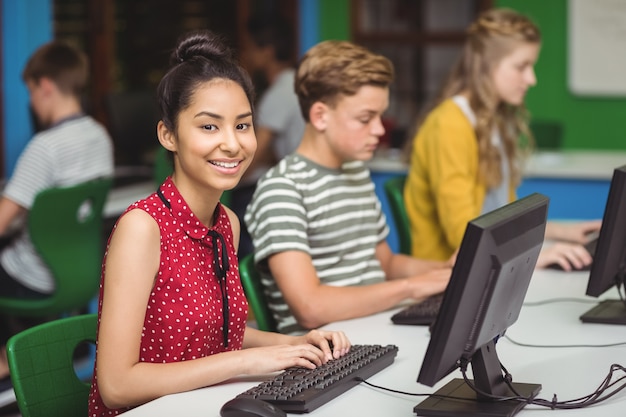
left=522, top=297, right=597, bottom=307
left=503, top=334, right=626, bottom=348
left=354, top=378, right=489, bottom=403
left=462, top=361, right=626, bottom=410
left=356, top=361, right=626, bottom=411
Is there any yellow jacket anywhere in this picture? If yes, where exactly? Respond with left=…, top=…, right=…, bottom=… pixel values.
left=404, top=99, right=516, bottom=261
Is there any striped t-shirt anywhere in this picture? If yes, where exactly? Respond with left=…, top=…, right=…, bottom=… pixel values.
left=1, top=115, right=114, bottom=293
left=244, top=154, right=389, bottom=333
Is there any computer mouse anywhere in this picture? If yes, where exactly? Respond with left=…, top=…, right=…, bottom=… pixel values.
left=219, top=397, right=286, bottom=417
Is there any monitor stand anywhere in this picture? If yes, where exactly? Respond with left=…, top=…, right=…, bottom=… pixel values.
left=414, top=341, right=541, bottom=417
left=414, top=378, right=541, bottom=417
left=580, top=299, right=626, bottom=324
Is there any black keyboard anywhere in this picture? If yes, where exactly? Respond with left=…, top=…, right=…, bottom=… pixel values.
left=234, top=344, right=398, bottom=413
left=390, top=293, right=444, bottom=325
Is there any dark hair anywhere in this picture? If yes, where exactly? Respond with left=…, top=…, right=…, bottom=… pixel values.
left=22, top=40, right=88, bottom=97
left=246, top=15, right=295, bottom=63
left=157, top=30, right=255, bottom=132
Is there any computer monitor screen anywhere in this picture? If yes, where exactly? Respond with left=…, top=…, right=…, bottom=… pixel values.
left=415, top=193, right=548, bottom=417
left=580, top=164, right=626, bottom=325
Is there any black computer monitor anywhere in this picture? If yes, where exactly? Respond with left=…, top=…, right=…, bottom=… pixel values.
left=415, top=193, right=549, bottom=417
left=580, top=165, right=626, bottom=325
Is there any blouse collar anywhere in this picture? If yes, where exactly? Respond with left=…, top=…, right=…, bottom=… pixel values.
left=157, top=177, right=224, bottom=242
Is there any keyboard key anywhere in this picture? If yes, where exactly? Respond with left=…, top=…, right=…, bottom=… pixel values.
left=234, top=344, right=398, bottom=413
left=391, top=293, right=444, bottom=325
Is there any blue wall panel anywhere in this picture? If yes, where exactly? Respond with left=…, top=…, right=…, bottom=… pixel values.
left=2, top=0, right=52, bottom=177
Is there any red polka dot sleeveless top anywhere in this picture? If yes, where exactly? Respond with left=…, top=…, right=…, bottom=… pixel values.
left=88, top=178, right=249, bottom=417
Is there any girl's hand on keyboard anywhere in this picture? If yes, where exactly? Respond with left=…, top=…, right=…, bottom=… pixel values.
left=242, top=343, right=337, bottom=373
left=297, top=329, right=351, bottom=362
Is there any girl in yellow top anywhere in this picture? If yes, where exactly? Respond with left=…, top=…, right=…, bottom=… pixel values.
left=405, top=8, right=600, bottom=271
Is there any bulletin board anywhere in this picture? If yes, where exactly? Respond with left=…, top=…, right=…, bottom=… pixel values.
left=568, top=0, right=626, bottom=96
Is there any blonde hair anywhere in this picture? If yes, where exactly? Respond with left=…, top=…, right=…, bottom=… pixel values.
left=295, top=40, right=394, bottom=121
left=412, top=8, right=540, bottom=188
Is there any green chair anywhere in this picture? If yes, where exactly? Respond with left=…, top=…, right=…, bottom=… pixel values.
left=153, top=146, right=173, bottom=187
left=0, top=178, right=112, bottom=317
left=530, top=120, right=563, bottom=150
left=6, top=313, right=97, bottom=417
left=383, top=175, right=412, bottom=255
left=0, top=179, right=111, bottom=384
left=239, top=253, right=277, bottom=332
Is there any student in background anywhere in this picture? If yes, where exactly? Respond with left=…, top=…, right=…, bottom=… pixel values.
left=404, top=8, right=600, bottom=271
left=89, top=30, right=349, bottom=416
left=0, top=40, right=114, bottom=387
left=244, top=40, right=452, bottom=335
left=232, top=15, right=305, bottom=259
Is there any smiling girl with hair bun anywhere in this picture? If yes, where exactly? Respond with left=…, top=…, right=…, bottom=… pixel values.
left=88, top=30, right=350, bottom=417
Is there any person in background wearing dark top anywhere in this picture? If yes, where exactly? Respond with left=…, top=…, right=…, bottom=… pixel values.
left=232, top=15, right=306, bottom=260
left=88, top=30, right=349, bottom=417
left=404, top=8, right=600, bottom=272
left=0, top=40, right=114, bottom=391
left=244, top=40, right=452, bottom=335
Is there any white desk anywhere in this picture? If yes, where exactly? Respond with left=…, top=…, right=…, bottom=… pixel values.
left=367, top=148, right=626, bottom=180
left=524, top=150, right=626, bottom=180
left=123, top=269, right=626, bottom=416
left=103, top=181, right=154, bottom=219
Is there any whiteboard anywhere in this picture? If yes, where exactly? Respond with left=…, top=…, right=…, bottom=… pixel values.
left=568, top=0, right=626, bottom=96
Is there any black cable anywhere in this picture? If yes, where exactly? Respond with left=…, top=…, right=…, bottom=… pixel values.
left=354, top=378, right=484, bottom=402
left=356, top=363, right=626, bottom=411
left=461, top=362, right=626, bottom=410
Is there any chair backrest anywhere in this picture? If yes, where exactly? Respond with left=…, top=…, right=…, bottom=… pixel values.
left=153, top=146, right=173, bottom=186
left=530, top=120, right=563, bottom=150
left=239, top=253, right=277, bottom=332
left=0, top=178, right=112, bottom=317
left=6, top=313, right=97, bottom=417
left=383, top=175, right=412, bottom=255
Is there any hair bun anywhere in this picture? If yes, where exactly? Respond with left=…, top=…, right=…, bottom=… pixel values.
left=171, top=30, right=234, bottom=65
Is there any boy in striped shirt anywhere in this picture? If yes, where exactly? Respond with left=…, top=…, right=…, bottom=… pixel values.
left=0, top=41, right=114, bottom=383
left=245, top=40, right=451, bottom=334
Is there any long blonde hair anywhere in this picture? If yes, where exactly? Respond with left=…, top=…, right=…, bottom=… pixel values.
left=410, top=8, right=540, bottom=188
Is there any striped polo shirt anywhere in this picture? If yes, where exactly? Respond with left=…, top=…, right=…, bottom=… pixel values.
left=245, top=154, right=388, bottom=333
left=1, top=115, right=114, bottom=293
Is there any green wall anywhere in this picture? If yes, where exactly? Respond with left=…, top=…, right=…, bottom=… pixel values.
left=498, top=0, right=626, bottom=150
left=318, top=0, right=626, bottom=151
left=319, top=0, right=350, bottom=41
